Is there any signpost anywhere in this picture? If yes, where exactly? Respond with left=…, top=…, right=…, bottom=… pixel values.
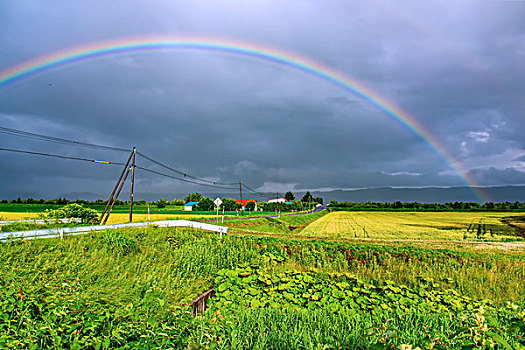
left=214, top=198, right=222, bottom=224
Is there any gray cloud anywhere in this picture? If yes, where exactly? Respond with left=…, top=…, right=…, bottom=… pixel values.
left=1, top=0, right=524, bottom=199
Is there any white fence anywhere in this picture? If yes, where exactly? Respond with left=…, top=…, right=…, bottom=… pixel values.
left=0, top=218, right=83, bottom=225
left=0, top=219, right=229, bottom=241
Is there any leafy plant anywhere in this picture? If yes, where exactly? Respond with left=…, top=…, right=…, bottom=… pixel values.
left=39, top=203, right=99, bottom=224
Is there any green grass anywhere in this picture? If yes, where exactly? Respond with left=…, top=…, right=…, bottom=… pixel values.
left=224, top=211, right=327, bottom=234
left=1, top=226, right=524, bottom=348
left=190, top=304, right=523, bottom=349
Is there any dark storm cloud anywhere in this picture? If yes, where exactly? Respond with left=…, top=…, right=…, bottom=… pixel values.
left=1, top=0, right=525, bottom=199
left=469, top=167, right=525, bottom=186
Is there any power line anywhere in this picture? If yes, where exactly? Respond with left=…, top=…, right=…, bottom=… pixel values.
left=135, top=166, right=238, bottom=190
left=0, top=147, right=126, bottom=165
left=0, top=147, right=238, bottom=190
left=1, top=126, right=241, bottom=187
left=241, top=183, right=274, bottom=198
left=0, top=126, right=272, bottom=193
left=0, top=126, right=130, bottom=153
left=136, top=151, right=238, bottom=186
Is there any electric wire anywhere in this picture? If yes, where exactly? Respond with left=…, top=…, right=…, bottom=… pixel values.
left=1, top=126, right=241, bottom=187
left=241, top=183, right=274, bottom=198
left=0, top=147, right=126, bottom=165
left=0, top=126, right=272, bottom=192
left=135, top=166, right=238, bottom=190
left=136, top=151, right=238, bottom=186
left=0, top=147, right=239, bottom=190
left=0, top=126, right=130, bottom=153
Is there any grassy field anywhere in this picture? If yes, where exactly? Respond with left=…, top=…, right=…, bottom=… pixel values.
left=0, top=205, right=316, bottom=229
left=0, top=203, right=286, bottom=226
left=0, top=226, right=524, bottom=348
left=2, top=205, right=525, bottom=348
left=301, top=211, right=525, bottom=241
left=223, top=211, right=328, bottom=235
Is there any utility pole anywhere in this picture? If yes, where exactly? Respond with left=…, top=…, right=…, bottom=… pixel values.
left=102, top=165, right=131, bottom=225
left=239, top=181, right=243, bottom=216
left=99, top=150, right=134, bottom=224
left=129, top=147, right=136, bottom=223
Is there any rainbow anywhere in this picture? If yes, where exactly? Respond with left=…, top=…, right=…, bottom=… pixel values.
left=0, top=36, right=489, bottom=202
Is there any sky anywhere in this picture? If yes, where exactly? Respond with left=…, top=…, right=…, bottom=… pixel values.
left=1, top=0, right=525, bottom=200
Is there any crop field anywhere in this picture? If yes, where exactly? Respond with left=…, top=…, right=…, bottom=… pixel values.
left=0, top=212, right=218, bottom=227
left=301, top=211, right=525, bottom=241
left=0, top=204, right=283, bottom=227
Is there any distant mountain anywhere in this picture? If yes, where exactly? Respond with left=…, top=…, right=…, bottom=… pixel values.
left=10, top=186, right=525, bottom=204
left=312, top=186, right=525, bottom=204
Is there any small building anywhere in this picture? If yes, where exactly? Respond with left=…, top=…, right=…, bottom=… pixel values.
left=184, top=201, right=199, bottom=211
left=267, top=197, right=286, bottom=203
left=235, top=199, right=257, bottom=210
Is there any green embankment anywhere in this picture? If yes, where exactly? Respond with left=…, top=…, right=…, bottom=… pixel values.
left=224, top=211, right=327, bottom=234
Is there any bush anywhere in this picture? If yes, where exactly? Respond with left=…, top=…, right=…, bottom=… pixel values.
left=40, top=203, right=99, bottom=224
left=156, top=199, right=168, bottom=208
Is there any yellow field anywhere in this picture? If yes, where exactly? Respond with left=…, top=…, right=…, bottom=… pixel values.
left=301, top=211, right=524, bottom=241
left=0, top=212, right=214, bottom=225
left=0, top=212, right=40, bottom=221
left=103, top=213, right=214, bottom=224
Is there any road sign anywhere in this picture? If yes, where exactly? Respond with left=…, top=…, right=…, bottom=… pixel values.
left=214, top=198, right=222, bottom=225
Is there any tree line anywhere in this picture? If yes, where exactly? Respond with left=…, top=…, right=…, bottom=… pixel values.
left=329, top=200, right=525, bottom=211
left=0, top=191, right=324, bottom=213
left=183, top=192, right=323, bottom=212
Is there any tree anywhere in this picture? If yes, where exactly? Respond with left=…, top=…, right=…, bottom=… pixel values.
left=222, top=198, right=241, bottom=211
left=284, top=191, right=295, bottom=202
left=184, top=193, right=203, bottom=203
left=301, top=191, right=313, bottom=203
left=171, top=199, right=185, bottom=206
left=245, top=201, right=256, bottom=211
left=195, top=197, right=214, bottom=211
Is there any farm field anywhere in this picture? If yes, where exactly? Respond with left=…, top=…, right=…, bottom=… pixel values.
left=0, top=225, right=524, bottom=348
left=0, top=211, right=215, bottom=225
left=2, top=207, right=525, bottom=348
left=0, top=203, right=285, bottom=226
left=301, top=211, right=525, bottom=241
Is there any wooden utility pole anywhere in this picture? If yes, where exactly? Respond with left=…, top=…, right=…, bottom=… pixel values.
left=99, top=150, right=134, bottom=224
left=102, top=165, right=132, bottom=225
left=129, top=147, right=136, bottom=223
left=239, top=181, right=243, bottom=216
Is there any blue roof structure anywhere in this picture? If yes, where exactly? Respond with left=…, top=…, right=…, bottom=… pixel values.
left=185, top=201, right=199, bottom=206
